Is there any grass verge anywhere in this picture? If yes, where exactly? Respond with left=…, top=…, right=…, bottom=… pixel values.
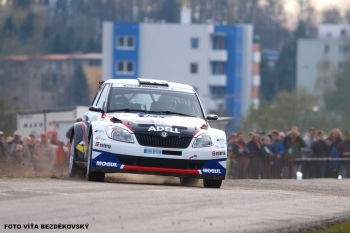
left=303, top=221, right=350, bottom=233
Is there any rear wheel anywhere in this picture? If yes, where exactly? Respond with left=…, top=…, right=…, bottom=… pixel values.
left=86, top=137, right=105, bottom=182
left=203, top=179, right=222, bottom=188
left=68, top=138, right=85, bottom=179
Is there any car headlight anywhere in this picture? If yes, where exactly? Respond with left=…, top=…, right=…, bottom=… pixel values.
left=192, top=133, right=213, bottom=148
left=106, top=126, right=134, bottom=143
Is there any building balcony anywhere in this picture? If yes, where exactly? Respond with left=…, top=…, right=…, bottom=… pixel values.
left=209, top=74, right=227, bottom=86
left=209, top=50, right=227, bottom=62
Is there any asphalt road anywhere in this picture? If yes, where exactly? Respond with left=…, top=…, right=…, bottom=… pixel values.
left=1, top=175, right=350, bottom=233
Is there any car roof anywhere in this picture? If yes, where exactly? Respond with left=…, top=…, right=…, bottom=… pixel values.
left=104, top=79, right=194, bottom=90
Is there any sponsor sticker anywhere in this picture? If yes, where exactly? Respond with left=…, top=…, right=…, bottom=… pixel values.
left=95, top=142, right=111, bottom=149
left=140, top=85, right=169, bottom=89
left=144, top=149, right=162, bottom=154
left=148, top=126, right=180, bottom=134
left=95, top=136, right=106, bottom=141
left=124, top=84, right=139, bottom=87
left=212, top=151, right=226, bottom=156
left=202, top=168, right=221, bottom=174
left=96, top=161, right=118, bottom=167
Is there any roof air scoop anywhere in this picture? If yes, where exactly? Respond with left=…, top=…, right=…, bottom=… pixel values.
left=137, top=78, right=169, bottom=87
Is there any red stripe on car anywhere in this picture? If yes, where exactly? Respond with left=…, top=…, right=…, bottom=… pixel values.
left=121, top=122, right=134, bottom=132
left=123, top=165, right=200, bottom=175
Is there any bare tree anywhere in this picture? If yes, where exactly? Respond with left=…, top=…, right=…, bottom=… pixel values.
left=322, top=7, right=343, bottom=24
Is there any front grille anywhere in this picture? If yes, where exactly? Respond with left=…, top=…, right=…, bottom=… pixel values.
left=118, top=155, right=205, bottom=170
left=135, top=134, right=192, bottom=148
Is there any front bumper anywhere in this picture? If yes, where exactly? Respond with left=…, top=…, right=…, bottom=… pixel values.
left=91, top=149, right=226, bottom=180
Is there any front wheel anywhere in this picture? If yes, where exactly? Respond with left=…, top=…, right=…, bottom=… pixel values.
left=203, top=179, right=222, bottom=188
left=86, top=137, right=105, bottom=182
left=68, top=138, right=85, bottom=179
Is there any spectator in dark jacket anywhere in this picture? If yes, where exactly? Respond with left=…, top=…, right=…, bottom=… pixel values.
left=261, top=136, right=272, bottom=179
left=338, top=131, right=350, bottom=178
left=283, top=126, right=306, bottom=179
left=325, top=137, right=340, bottom=178
left=311, top=130, right=329, bottom=178
left=270, top=130, right=285, bottom=179
left=302, top=127, right=317, bottom=179
left=247, top=134, right=265, bottom=179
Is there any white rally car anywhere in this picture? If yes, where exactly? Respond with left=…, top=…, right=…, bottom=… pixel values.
left=69, top=79, right=227, bottom=188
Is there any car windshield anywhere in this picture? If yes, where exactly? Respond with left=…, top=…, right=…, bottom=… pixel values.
left=107, top=87, right=204, bottom=119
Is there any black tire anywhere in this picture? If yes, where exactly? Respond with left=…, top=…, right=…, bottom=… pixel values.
left=180, top=178, right=199, bottom=187
left=203, top=179, right=222, bottom=188
left=68, top=138, right=85, bottom=179
left=86, top=137, right=105, bottom=182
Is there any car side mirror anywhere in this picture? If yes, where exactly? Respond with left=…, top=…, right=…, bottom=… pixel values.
left=89, top=106, right=103, bottom=113
left=206, top=115, right=218, bottom=120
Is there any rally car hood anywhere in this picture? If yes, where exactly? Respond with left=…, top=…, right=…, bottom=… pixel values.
left=106, top=112, right=208, bottom=137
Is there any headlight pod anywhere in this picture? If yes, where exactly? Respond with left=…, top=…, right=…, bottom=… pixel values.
left=192, top=133, right=213, bottom=148
left=106, top=126, right=134, bottom=143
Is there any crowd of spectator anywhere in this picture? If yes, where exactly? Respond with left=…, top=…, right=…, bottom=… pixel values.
left=1, top=125, right=349, bottom=180
left=226, top=127, right=350, bottom=179
left=0, top=130, right=69, bottom=176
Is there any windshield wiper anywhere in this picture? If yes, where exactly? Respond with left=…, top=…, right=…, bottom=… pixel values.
left=159, top=111, right=194, bottom=117
left=108, top=109, right=148, bottom=113
left=108, top=109, right=194, bottom=117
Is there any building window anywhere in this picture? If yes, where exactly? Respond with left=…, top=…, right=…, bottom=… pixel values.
left=339, top=62, right=343, bottom=69
left=324, top=44, right=330, bottom=54
left=117, top=36, right=135, bottom=50
left=211, top=87, right=223, bottom=99
left=216, top=38, right=225, bottom=50
left=190, top=63, right=198, bottom=74
left=341, top=29, right=346, bottom=37
left=191, top=38, right=199, bottom=49
left=215, top=63, right=224, bottom=74
left=339, top=45, right=349, bottom=55
left=116, top=61, right=135, bottom=74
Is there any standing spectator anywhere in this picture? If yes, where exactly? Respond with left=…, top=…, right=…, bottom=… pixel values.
left=23, top=136, right=31, bottom=156
left=6, top=131, right=28, bottom=158
left=329, top=128, right=343, bottom=147
left=270, top=130, right=285, bottom=179
left=247, top=134, right=265, bottom=179
left=237, top=132, right=249, bottom=179
left=0, top=131, right=5, bottom=158
left=302, top=127, right=317, bottom=179
left=311, top=130, right=329, bottom=178
left=283, top=126, right=306, bottom=179
left=247, top=132, right=254, bottom=142
left=32, top=132, right=56, bottom=175
left=279, top=132, right=285, bottom=141
left=325, top=137, right=340, bottom=178
left=6, top=144, right=28, bottom=175
left=50, top=130, right=68, bottom=174
left=27, top=133, right=37, bottom=157
left=226, top=133, right=238, bottom=179
left=338, top=131, right=350, bottom=178
left=261, top=136, right=272, bottom=179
